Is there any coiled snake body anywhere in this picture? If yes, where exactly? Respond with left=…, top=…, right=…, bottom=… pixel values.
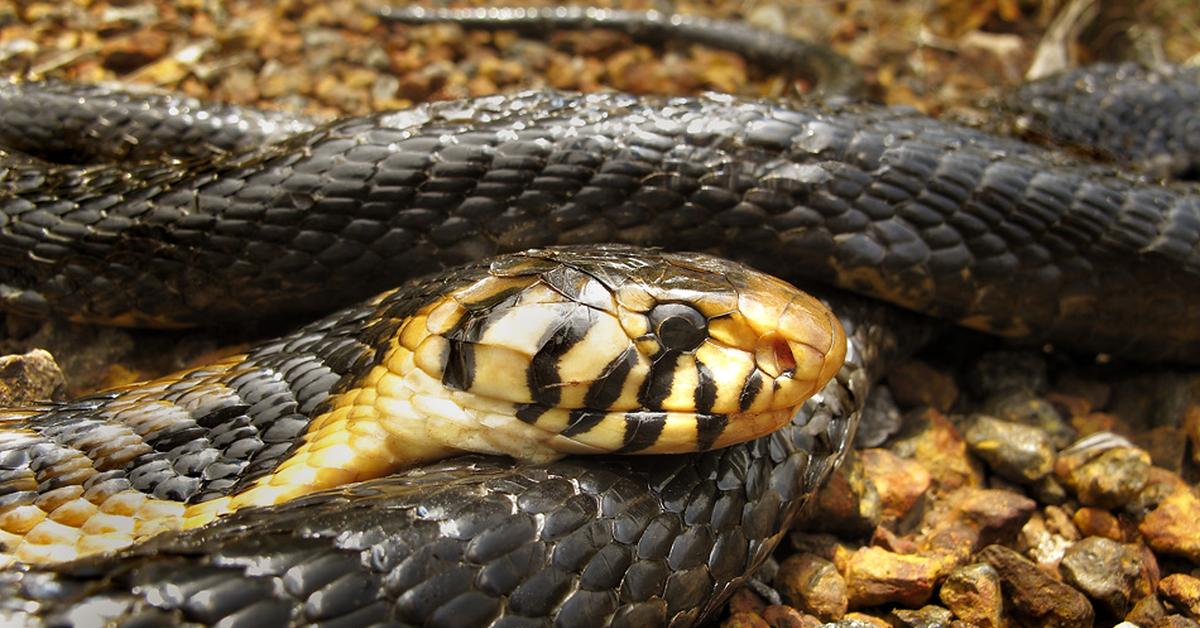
left=0, top=14, right=1198, bottom=627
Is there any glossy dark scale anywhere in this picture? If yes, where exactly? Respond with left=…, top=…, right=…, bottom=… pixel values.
left=2, top=88, right=1199, bottom=361
left=1009, top=63, right=1200, bottom=180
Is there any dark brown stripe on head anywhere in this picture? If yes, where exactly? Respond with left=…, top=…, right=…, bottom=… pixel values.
left=515, top=404, right=548, bottom=424
left=617, top=412, right=666, bottom=453
left=738, top=371, right=762, bottom=411
left=441, top=285, right=529, bottom=390
left=696, top=414, right=728, bottom=451
left=528, top=308, right=592, bottom=407
left=583, top=347, right=637, bottom=409
left=694, top=361, right=716, bottom=414
left=442, top=339, right=475, bottom=391
left=562, top=409, right=605, bottom=438
left=637, top=351, right=679, bottom=411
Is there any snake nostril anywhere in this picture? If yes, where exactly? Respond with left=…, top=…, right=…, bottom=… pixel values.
left=755, top=332, right=796, bottom=377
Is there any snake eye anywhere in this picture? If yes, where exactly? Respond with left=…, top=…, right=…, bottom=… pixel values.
left=649, top=303, right=708, bottom=352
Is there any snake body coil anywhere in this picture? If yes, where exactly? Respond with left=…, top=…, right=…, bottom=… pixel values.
left=1, top=85, right=1199, bottom=361
left=0, top=57, right=1198, bottom=626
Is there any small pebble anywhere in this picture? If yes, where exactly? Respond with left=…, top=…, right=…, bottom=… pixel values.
left=1072, top=507, right=1125, bottom=541
left=776, top=553, right=847, bottom=621
left=1059, top=536, right=1146, bottom=617
left=728, top=587, right=767, bottom=615
left=837, top=611, right=893, bottom=627
left=723, top=611, right=770, bottom=628
left=842, top=546, right=941, bottom=609
left=939, top=563, right=1004, bottom=628
left=963, top=414, right=1056, bottom=483
left=1137, top=485, right=1200, bottom=561
left=917, top=487, right=1036, bottom=563
left=889, top=605, right=954, bottom=627
left=0, top=349, right=65, bottom=404
left=1018, top=510, right=1074, bottom=570
left=799, top=451, right=881, bottom=538
left=1155, top=615, right=1200, bottom=627
left=1126, top=595, right=1168, bottom=627
left=1159, top=574, right=1200, bottom=620
left=1055, top=435, right=1151, bottom=509
left=859, top=448, right=930, bottom=525
left=978, top=544, right=1095, bottom=627
left=889, top=409, right=984, bottom=491
left=981, top=389, right=1076, bottom=448
left=761, top=604, right=820, bottom=628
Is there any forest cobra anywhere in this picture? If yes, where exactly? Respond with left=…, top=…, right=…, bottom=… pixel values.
left=0, top=7, right=1199, bottom=627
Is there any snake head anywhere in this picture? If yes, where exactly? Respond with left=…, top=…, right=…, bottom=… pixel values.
left=396, top=245, right=846, bottom=462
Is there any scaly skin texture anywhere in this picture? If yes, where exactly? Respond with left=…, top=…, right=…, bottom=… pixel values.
left=0, top=286, right=920, bottom=628
left=1, top=87, right=1199, bottom=360
left=0, top=61, right=1196, bottom=625
left=0, top=246, right=845, bottom=566
left=1008, top=63, right=1200, bottom=180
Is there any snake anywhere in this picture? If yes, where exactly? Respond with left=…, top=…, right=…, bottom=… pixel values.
left=0, top=7, right=1198, bottom=627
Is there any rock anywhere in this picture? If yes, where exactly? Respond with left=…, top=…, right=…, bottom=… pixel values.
left=963, top=415, right=1056, bottom=483
left=1030, top=475, right=1069, bottom=505
left=918, top=487, right=1037, bottom=564
left=979, top=544, right=1094, bottom=627
left=966, top=350, right=1048, bottom=396
left=1073, top=507, right=1126, bottom=542
left=1156, top=616, right=1200, bottom=628
left=799, top=451, right=881, bottom=538
left=1055, top=434, right=1151, bottom=509
left=1139, top=486, right=1200, bottom=563
left=1126, top=595, right=1167, bottom=627
left=836, top=612, right=893, bottom=627
left=100, top=30, right=170, bottom=73
left=723, top=611, right=770, bottom=628
left=1159, top=574, right=1200, bottom=618
left=1129, top=467, right=1191, bottom=518
left=860, top=448, right=930, bottom=525
left=1059, top=537, right=1145, bottom=617
left=728, top=587, right=767, bottom=615
left=0, top=349, right=64, bottom=404
left=789, top=533, right=845, bottom=561
left=981, top=389, right=1076, bottom=448
left=761, top=604, right=821, bottom=628
left=939, top=563, right=1004, bottom=628
left=885, top=359, right=958, bottom=411
left=889, top=409, right=985, bottom=492
left=1018, top=510, right=1075, bottom=570
left=889, top=605, right=954, bottom=627
left=776, top=553, right=847, bottom=621
left=842, top=546, right=941, bottom=609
